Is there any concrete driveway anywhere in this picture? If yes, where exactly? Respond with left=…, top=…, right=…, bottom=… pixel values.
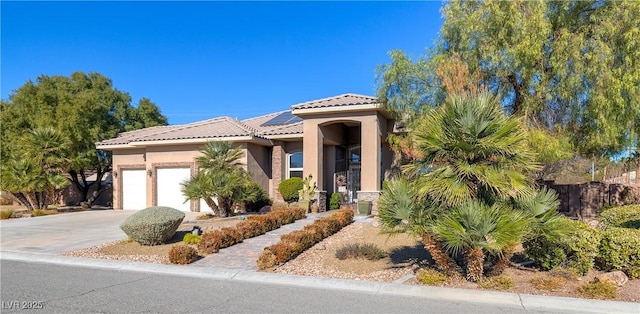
left=1, top=209, right=204, bottom=255
left=0, top=210, right=140, bottom=254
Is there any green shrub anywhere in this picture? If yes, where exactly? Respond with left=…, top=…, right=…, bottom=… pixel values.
left=1, top=208, right=15, bottom=219
left=598, top=205, right=640, bottom=229
left=329, top=193, right=341, bottom=210
left=244, top=182, right=273, bottom=212
left=335, top=243, right=387, bottom=261
left=278, top=177, right=303, bottom=203
left=478, top=275, right=513, bottom=290
left=168, top=244, right=198, bottom=264
left=578, top=280, right=618, bottom=300
left=530, top=275, right=567, bottom=291
left=416, top=268, right=448, bottom=286
left=119, top=206, right=185, bottom=246
left=597, top=227, right=640, bottom=278
left=523, top=218, right=600, bottom=274
left=183, top=233, right=201, bottom=244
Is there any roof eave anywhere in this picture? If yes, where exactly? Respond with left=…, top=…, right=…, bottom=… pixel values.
left=291, top=103, right=391, bottom=118
left=97, top=136, right=273, bottom=150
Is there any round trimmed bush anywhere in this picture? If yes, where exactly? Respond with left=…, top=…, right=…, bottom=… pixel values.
left=597, top=227, right=640, bottom=279
left=598, top=205, right=640, bottom=229
left=278, top=177, right=303, bottom=203
left=119, top=206, right=185, bottom=246
left=523, top=218, right=600, bottom=274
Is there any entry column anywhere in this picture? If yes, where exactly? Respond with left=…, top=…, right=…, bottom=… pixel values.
left=359, top=114, right=382, bottom=214
left=302, top=120, right=323, bottom=191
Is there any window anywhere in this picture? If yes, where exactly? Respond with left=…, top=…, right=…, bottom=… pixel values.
left=288, top=152, right=303, bottom=178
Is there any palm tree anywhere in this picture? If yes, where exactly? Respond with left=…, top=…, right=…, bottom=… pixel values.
left=181, top=141, right=256, bottom=217
left=195, top=141, right=243, bottom=173
left=431, top=201, right=530, bottom=281
left=405, top=92, right=540, bottom=207
left=0, top=128, right=70, bottom=210
left=377, top=179, right=463, bottom=276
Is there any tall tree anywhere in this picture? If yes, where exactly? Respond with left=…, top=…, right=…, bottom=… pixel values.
left=377, top=0, right=640, bottom=160
left=1, top=72, right=168, bottom=205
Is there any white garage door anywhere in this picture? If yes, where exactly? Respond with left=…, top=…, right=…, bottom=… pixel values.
left=157, top=168, right=192, bottom=212
left=122, top=169, right=147, bottom=210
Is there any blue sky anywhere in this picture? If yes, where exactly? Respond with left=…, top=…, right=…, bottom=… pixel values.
left=2, top=1, right=444, bottom=125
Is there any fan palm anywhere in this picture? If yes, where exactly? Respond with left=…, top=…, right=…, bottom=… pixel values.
left=182, top=141, right=256, bottom=217
left=406, top=92, right=539, bottom=207
left=377, top=178, right=462, bottom=275
left=431, top=201, right=530, bottom=281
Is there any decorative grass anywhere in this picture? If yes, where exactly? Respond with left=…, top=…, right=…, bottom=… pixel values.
left=530, top=275, right=567, bottom=291
left=335, top=243, right=387, bottom=261
left=578, top=280, right=618, bottom=300
left=478, top=275, right=513, bottom=290
left=416, top=268, right=448, bottom=286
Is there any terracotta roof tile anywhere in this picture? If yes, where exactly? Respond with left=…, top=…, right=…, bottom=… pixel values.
left=135, top=117, right=255, bottom=142
left=291, top=93, right=378, bottom=110
left=97, top=126, right=178, bottom=145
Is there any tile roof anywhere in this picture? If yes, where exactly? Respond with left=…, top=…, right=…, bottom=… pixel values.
left=139, top=117, right=255, bottom=141
left=97, top=93, right=376, bottom=147
left=258, top=122, right=303, bottom=136
left=97, top=125, right=179, bottom=145
left=291, top=93, right=378, bottom=110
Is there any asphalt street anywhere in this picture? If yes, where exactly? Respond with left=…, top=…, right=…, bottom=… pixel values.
left=1, top=260, right=557, bottom=314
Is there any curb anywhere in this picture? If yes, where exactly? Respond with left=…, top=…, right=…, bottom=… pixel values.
left=2, top=251, right=638, bottom=314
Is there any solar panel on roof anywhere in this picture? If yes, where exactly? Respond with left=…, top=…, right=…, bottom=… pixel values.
left=261, top=111, right=302, bottom=127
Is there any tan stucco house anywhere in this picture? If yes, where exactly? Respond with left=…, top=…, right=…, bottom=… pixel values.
left=96, top=93, right=395, bottom=213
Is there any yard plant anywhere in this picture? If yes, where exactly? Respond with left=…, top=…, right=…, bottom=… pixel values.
left=378, top=92, right=568, bottom=282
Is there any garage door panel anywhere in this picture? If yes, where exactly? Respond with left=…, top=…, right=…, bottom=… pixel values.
left=122, top=170, right=146, bottom=210
left=157, top=168, right=192, bottom=212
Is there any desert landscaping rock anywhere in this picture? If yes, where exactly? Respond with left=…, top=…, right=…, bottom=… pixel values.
left=595, top=271, right=629, bottom=286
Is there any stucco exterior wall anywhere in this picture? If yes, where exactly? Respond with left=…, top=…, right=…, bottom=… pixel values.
left=246, top=143, right=271, bottom=194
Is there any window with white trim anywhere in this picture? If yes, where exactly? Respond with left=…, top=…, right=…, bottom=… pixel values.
left=287, top=152, right=303, bottom=178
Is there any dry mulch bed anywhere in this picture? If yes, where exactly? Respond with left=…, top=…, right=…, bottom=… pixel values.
left=62, top=216, right=639, bottom=303
left=273, top=219, right=640, bottom=303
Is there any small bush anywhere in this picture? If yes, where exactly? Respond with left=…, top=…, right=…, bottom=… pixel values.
left=183, top=233, right=201, bottom=244
left=530, top=275, right=567, bottom=291
left=578, top=280, right=618, bottom=300
left=236, top=219, right=266, bottom=239
left=244, top=182, right=273, bottom=212
left=1, top=208, right=15, bottom=219
left=478, top=275, right=513, bottom=290
left=257, top=209, right=353, bottom=270
left=329, top=193, right=341, bottom=210
left=168, top=244, right=198, bottom=264
left=523, top=218, right=600, bottom=274
left=220, top=227, right=243, bottom=247
left=278, top=177, right=303, bottom=203
left=119, top=206, right=185, bottom=246
left=335, top=243, right=387, bottom=261
left=598, top=205, right=640, bottom=229
left=416, top=268, right=448, bottom=286
left=256, top=249, right=278, bottom=270
left=31, top=209, right=59, bottom=217
left=198, top=230, right=224, bottom=254
left=597, top=227, right=640, bottom=278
